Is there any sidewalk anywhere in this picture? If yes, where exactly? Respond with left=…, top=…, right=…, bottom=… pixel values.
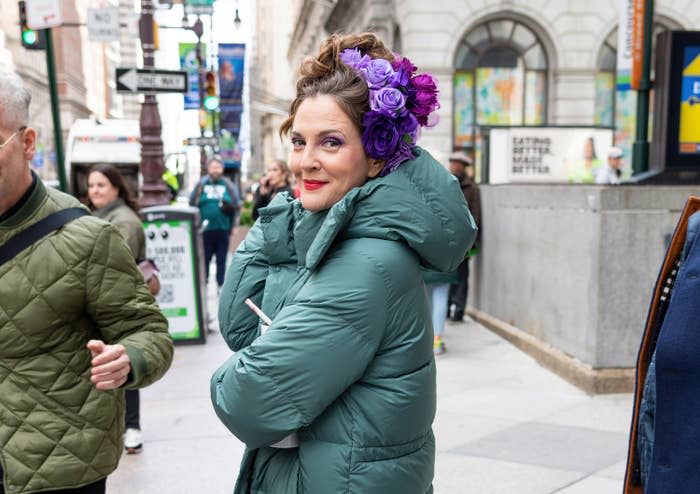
left=109, top=306, right=633, bottom=493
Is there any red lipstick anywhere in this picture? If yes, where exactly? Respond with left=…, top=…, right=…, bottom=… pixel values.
left=303, top=180, right=327, bottom=191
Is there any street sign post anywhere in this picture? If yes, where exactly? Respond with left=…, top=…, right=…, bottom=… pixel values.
left=184, top=0, right=214, bottom=14
left=25, top=0, right=62, bottom=30
left=87, top=8, right=120, bottom=42
left=116, top=68, right=189, bottom=94
left=185, top=136, right=219, bottom=147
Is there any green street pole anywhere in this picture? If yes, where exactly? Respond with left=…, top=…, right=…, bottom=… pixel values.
left=44, top=28, right=67, bottom=192
left=631, top=0, right=655, bottom=176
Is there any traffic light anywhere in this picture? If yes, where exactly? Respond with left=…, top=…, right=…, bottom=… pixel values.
left=18, top=1, right=46, bottom=50
left=203, top=71, right=219, bottom=111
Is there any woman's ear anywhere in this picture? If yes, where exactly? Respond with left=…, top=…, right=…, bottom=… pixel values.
left=367, top=158, right=384, bottom=178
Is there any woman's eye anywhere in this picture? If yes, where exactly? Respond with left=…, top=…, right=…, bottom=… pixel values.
left=323, top=137, right=342, bottom=148
left=291, top=137, right=305, bottom=147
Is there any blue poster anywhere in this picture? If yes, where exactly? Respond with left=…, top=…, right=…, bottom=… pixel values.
left=679, top=46, right=700, bottom=154
left=180, top=42, right=206, bottom=110
left=218, top=43, right=245, bottom=141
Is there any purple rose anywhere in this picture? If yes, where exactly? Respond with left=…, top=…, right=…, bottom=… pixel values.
left=340, top=48, right=370, bottom=70
left=397, top=112, right=419, bottom=140
left=360, top=59, right=395, bottom=89
left=361, top=111, right=400, bottom=160
left=370, top=87, right=406, bottom=116
left=409, top=73, right=440, bottom=125
left=380, top=139, right=415, bottom=176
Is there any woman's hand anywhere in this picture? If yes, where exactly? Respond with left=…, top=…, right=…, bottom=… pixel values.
left=259, top=176, right=271, bottom=195
left=87, top=340, right=132, bottom=390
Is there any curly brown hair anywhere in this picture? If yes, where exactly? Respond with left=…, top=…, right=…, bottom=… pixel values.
left=279, top=32, right=394, bottom=138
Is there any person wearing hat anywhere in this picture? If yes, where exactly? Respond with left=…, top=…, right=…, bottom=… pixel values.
left=595, top=146, right=624, bottom=184
left=447, top=151, right=482, bottom=323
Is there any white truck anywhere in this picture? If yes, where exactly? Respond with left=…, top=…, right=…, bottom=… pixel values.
left=64, top=118, right=141, bottom=201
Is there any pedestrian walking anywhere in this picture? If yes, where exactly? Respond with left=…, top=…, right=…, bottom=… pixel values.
left=624, top=196, right=700, bottom=494
left=252, top=159, right=294, bottom=220
left=189, top=156, right=240, bottom=292
left=0, top=70, right=173, bottom=494
left=447, top=151, right=481, bottom=322
left=87, top=164, right=152, bottom=455
left=595, top=146, right=624, bottom=184
left=210, top=32, right=476, bottom=493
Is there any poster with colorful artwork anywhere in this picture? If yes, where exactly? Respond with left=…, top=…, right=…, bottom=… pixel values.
left=453, top=72, right=474, bottom=146
left=594, top=73, right=615, bottom=127
left=679, top=46, right=700, bottom=154
left=524, top=72, right=545, bottom=125
left=476, top=68, right=523, bottom=125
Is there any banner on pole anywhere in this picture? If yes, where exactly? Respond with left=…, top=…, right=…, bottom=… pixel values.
left=217, top=43, right=245, bottom=151
left=618, top=0, right=646, bottom=90
left=179, top=42, right=206, bottom=110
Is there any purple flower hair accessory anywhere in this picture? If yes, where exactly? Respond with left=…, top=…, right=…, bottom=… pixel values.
left=339, top=47, right=440, bottom=176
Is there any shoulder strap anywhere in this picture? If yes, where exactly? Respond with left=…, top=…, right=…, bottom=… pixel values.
left=0, top=207, right=90, bottom=267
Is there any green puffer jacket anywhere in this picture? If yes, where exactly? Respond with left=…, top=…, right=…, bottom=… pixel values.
left=0, top=180, right=174, bottom=494
left=211, top=148, right=477, bottom=493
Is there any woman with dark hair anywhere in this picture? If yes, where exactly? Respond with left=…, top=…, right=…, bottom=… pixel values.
left=252, top=159, right=294, bottom=220
left=87, top=163, right=146, bottom=455
left=211, top=32, right=476, bottom=493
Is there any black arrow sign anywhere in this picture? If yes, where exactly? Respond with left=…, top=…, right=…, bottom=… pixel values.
left=116, top=68, right=189, bottom=94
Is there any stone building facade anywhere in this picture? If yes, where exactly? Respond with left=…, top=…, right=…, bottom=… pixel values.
left=286, top=0, right=698, bottom=169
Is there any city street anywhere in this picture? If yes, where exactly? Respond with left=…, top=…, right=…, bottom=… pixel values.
left=108, top=283, right=633, bottom=494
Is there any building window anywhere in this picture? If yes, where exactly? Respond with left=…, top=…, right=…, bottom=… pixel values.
left=453, top=18, right=548, bottom=149
left=595, top=20, right=680, bottom=162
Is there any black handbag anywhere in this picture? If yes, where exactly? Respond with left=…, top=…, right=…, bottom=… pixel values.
left=219, top=199, right=236, bottom=217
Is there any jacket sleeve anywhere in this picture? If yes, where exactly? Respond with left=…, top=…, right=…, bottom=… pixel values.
left=464, top=185, right=481, bottom=246
left=188, top=180, right=203, bottom=207
left=85, top=223, right=174, bottom=389
left=210, top=249, right=387, bottom=449
left=217, top=220, right=269, bottom=351
left=112, top=218, right=144, bottom=261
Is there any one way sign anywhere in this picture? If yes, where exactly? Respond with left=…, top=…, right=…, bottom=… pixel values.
left=116, top=68, right=189, bottom=94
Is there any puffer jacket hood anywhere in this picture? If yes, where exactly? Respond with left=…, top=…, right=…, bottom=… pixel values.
left=296, top=147, right=476, bottom=274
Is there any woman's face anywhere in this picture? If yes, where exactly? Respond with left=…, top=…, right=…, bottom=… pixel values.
left=289, top=95, right=382, bottom=212
left=266, top=163, right=286, bottom=187
left=87, top=171, right=119, bottom=210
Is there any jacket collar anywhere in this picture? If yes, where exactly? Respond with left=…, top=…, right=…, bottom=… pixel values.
left=94, top=198, right=126, bottom=219
left=0, top=173, right=48, bottom=230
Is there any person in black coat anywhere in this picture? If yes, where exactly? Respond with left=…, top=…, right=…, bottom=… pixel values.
left=252, top=159, right=295, bottom=220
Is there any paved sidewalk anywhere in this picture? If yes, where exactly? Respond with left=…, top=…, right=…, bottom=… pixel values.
left=109, top=308, right=633, bottom=493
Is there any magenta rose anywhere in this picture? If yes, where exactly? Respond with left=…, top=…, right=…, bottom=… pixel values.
left=370, top=87, right=406, bottom=117
left=390, top=56, right=416, bottom=87
left=361, top=59, right=395, bottom=89
left=409, top=73, right=439, bottom=125
left=361, top=111, right=400, bottom=160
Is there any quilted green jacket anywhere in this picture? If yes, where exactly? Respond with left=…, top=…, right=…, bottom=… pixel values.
left=212, top=148, right=477, bottom=493
left=0, top=180, right=173, bottom=494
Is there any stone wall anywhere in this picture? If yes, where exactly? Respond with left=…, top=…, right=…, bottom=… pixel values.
left=471, top=185, right=700, bottom=371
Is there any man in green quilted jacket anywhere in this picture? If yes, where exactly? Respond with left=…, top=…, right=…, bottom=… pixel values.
left=0, top=72, right=174, bottom=494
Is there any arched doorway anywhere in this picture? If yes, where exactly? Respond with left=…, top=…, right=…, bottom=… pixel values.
left=453, top=18, right=549, bottom=156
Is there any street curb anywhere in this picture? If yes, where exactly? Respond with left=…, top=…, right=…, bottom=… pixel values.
left=467, top=308, right=635, bottom=395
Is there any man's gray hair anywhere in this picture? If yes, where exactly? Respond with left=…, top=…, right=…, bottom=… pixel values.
left=0, top=70, right=31, bottom=129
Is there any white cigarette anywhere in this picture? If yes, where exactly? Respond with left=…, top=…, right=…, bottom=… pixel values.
left=245, top=298, right=273, bottom=325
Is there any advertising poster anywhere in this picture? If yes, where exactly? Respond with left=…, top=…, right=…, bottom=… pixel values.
left=679, top=46, right=700, bottom=154
left=218, top=43, right=245, bottom=139
left=179, top=42, right=206, bottom=110
left=489, top=127, right=614, bottom=184
left=453, top=72, right=474, bottom=147
left=476, top=68, right=523, bottom=125
left=144, top=220, right=202, bottom=341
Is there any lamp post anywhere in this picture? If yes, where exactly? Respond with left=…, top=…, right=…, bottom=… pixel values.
left=139, top=0, right=171, bottom=206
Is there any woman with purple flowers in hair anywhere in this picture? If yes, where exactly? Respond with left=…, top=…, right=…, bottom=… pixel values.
left=211, top=32, right=476, bottom=493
